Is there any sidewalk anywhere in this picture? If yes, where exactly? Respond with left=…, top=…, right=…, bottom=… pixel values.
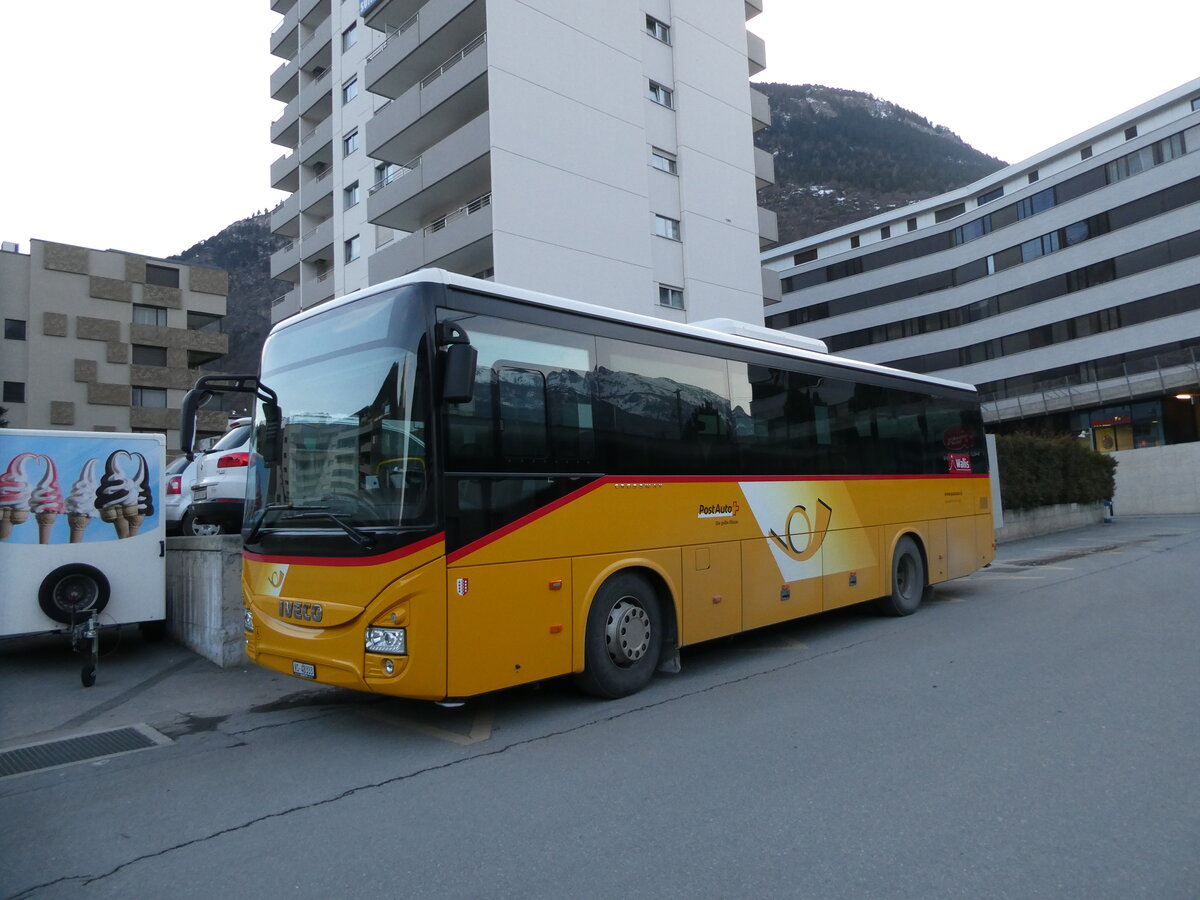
left=3, top=514, right=1192, bottom=754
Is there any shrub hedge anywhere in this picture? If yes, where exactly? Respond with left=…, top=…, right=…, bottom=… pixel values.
left=995, top=433, right=1117, bottom=511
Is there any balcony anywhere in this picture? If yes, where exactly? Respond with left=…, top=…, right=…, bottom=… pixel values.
left=270, top=239, right=300, bottom=282
left=365, top=0, right=484, bottom=100
left=750, top=87, right=770, bottom=133
left=301, top=218, right=334, bottom=263
left=297, top=16, right=332, bottom=73
left=753, top=145, right=775, bottom=189
left=273, top=0, right=297, bottom=12
left=757, top=206, right=778, bottom=248
left=270, top=152, right=300, bottom=193
left=271, top=59, right=299, bottom=103
left=271, top=288, right=301, bottom=323
left=301, top=269, right=336, bottom=307
left=761, top=267, right=782, bottom=305
left=744, top=0, right=763, bottom=19
left=369, top=194, right=492, bottom=282
left=746, top=30, right=766, bottom=77
left=361, top=0, right=424, bottom=33
left=298, top=116, right=333, bottom=168
left=270, top=96, right=300, bottom=149
left=368, top=112, right=490, bottom=232
left=300, top=168, right=335, bottom=218
left=366, top=34, right=488, bottom=165
left=270, top=193, right=301, bottom=238
left=299, top=68, right=332, bottom=120
left=270, top=3, right=299, bottom=59
left=298, top=0, right=329, bottom=27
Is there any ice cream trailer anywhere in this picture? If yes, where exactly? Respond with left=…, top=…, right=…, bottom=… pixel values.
left=0, top=429, right=166, bottom=681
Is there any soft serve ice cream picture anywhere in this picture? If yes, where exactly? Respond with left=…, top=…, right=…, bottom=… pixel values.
left=31, top=456, right=65, bottom=544
left=95, top=451, right=145, bottom=539
left=0, top=452, right=37, bottom=540
left=67, top=458, right=100, bottom=543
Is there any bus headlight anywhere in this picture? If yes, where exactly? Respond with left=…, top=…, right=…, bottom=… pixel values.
left=244, top=608, right=254, bottom=632
left=365, top=626, right=407, bottom=656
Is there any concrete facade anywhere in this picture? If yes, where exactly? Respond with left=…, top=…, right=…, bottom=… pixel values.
left=1110, top=442, right=1200, bottom=515
left=762, top=79, right=1200, bottom=451
left=0, top=240, right=231, bottom=448
left=268, top=0, right=778, bottom=325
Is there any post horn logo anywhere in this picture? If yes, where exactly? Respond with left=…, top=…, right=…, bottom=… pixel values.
left=768, top=500, right=833, bottom=562
left=268, top=569, right=286, bottom=588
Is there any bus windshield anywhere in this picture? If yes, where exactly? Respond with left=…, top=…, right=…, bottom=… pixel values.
left=247, top=289, right=431, bottom=532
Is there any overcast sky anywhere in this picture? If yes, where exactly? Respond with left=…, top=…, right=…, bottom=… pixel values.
left=1, top=1, right=1196, bottom=260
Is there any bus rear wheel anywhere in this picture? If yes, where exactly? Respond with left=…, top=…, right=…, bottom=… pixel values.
left=875, top=536, right=926, bottom=617
left=576, top=571, right=662, bottom=698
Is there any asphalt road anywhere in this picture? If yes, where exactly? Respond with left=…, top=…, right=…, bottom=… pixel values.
left=2, top=516, right=1198, bottom=899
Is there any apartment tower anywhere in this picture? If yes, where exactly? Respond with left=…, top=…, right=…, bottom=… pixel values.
left=268, top=0, right=778, bottom=325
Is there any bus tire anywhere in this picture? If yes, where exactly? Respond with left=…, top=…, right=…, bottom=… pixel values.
left=876, top=536, right=925, bottom=617
left=38, top=564, right=111, bottom=625
left=575, top=571, right=663, bottom=699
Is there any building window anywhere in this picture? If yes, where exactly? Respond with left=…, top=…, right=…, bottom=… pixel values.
left=343, top=130, right=359, bottom=156
left=1124, top=125, right=1138, bottom=140
left=342, top=22, right=358, bottom=52
left=977, top=186, right=1004, bottom=205
left=132, top=345, right=168, bottom=366
left=654, top=214, right=681, bottom=241
left=1028, top=170, right=1040, bottom=184
left=342, top=77, right=359, bottom=104
left=145, top=264, right=180, bottom=288
left=1081, top=146, right=1093, bottom=160
left=4, top=318, right=26, bottom=340
left=794, top=248, right=818, bottom=265
left=345, top=235, right=361, bottom=263
left=1192, top=97, right=1200, bottom=112
left=646, top=15, right=670, bottom=43
left=849, top=235, right=860, bottom=249
left=132, top=304, right=168, bottom=327
left=879, top=226, right=891, bottom=240
left=648, top=81, right=674, bottom=109
left=934, top=202, right=966, bottom=223
left=344, top=181, right=360, bottom=209
left=650, top=148, right=678, bottom=175
left=658, top=285, right=684, bottom=309
left=2, top=381, right=24, bottom=404
left=187, top=311, right=221, bottom=333
left=906, top=217, right=917, bottom=232
left=131, top=387, right=167, bottom=408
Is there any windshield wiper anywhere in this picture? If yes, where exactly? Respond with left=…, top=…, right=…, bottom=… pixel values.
left=282, top=510, right=377, bottom=550
left=246, top=503, right=329, bottom=545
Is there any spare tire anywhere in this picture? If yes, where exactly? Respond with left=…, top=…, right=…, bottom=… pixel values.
left=38, top=564, right=111, bottom=624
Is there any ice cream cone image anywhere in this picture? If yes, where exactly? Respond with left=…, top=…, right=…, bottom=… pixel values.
left=36, top=511, right=58, bottom=545
left=0, top=452, right=37, bottom=540
left=133, top=453, right=154, bottom=537
left=69, top=513, right=91, bottom=543
left=123, top=502, right=143, bottom=536
left=96, top=451, right=140, bottom=539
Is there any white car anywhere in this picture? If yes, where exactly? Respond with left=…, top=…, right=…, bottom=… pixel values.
left=164, top=455, right=221, bottom=536
left=190, top=418, right=252, bottom=534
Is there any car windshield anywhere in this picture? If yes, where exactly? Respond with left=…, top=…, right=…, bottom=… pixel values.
left=247, top=287, right=431, bottom=531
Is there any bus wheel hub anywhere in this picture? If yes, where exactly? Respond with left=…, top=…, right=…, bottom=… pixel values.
left=605, top=599, right=650, bottom=667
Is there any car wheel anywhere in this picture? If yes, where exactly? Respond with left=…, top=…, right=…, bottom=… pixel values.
left=181, top=509, right=223, bottom=536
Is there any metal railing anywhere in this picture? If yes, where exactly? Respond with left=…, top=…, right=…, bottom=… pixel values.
left=420, top=33, right=485, bottom=89
left=365, top=12, right=418, bottom=62
left=425, top=193, right=490, bottom=235
left=368, top=156, right=422, bottom=195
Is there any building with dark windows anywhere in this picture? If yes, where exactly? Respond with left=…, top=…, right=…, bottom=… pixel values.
left=762, top=79, right=1200, bottom=454
left=0, top=239, right=231, bottom=449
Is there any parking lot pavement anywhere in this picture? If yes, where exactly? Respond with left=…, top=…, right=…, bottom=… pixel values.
left=2, top=514, right=1191, bottom=753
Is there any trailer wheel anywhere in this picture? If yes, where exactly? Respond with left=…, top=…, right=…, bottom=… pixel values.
left=38, top=564, right=110, bottom=625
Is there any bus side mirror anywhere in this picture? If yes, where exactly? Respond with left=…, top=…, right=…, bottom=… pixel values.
left=437, top=321, right=477, bottom=404
left=259, top=402, right=283, bottom=468
left=180, top=389, right=214, bottom=461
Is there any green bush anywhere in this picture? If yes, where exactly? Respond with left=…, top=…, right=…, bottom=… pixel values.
left=995, top=433, right=1117, bottom=511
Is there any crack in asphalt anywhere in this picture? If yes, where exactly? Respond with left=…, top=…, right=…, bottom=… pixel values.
left=8, top=632, right=883, bottom=898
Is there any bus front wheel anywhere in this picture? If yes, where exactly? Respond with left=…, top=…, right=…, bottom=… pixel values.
left=876, top=536, right=926, bottom=617
left=576, top=571, right=662, bottom=699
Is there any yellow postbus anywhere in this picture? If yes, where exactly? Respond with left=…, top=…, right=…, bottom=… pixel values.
left=181, top=269, right=994, bottom=701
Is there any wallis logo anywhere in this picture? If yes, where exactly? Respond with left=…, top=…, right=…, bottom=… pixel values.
left=768, top=500, right=833, bottom=561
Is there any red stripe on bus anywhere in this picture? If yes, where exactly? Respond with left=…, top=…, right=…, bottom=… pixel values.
left=245, top=532, right=445, bottom=567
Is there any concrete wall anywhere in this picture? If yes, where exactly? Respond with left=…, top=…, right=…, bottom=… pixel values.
left=165, top=535, right=245, bottom=668
left=995, top=501, right=1108, bottom=543
left=1111, top=442, right=1200, bottom=514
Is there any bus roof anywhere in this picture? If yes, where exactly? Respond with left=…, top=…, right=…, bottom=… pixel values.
left=275, top=268, right=978, bottom=395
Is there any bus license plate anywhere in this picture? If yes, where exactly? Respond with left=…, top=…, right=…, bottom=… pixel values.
left=292, top=661, right=316, bottom=679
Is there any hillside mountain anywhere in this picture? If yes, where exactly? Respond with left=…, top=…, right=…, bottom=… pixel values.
left=754, top=83, right=1008, bottom=244
left=170, top=211, right=288, bottom=377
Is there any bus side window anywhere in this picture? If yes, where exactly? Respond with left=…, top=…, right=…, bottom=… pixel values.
left=497, top=366, right=549, bottom=461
